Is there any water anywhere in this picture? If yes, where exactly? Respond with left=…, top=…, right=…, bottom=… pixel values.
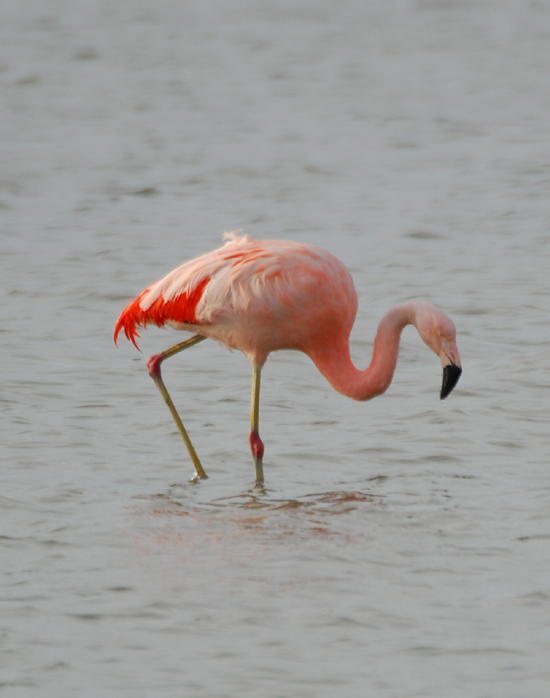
left=2, top=0, right=550, bottom=695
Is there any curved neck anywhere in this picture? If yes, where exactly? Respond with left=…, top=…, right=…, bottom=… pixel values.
left=308, top=304, right=417, bottom=401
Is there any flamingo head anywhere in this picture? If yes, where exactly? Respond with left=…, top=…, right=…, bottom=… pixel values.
left=414, top=303, right=462, bottom=400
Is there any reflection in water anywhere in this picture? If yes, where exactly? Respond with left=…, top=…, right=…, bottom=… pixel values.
left=132, top=489, right=383, bottom=522
left=129, top=488, right=385, bottom=555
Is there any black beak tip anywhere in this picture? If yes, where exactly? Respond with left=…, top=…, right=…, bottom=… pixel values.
left=440, top=364, right=462, bottom=400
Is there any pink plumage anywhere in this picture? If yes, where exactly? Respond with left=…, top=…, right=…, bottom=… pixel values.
left=115, top=232, right=462, bottom=485
left=115, top=232, right=357, bottom=368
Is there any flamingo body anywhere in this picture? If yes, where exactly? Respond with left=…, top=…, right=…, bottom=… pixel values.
left=115, top=233, right=462, bottom=483
left=115, top=233, right=357, bottom=370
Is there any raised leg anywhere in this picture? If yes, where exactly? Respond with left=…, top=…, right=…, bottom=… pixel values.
left=249, top=365, right=264, bottom=484
left=146, top=335, right=208, bottom=480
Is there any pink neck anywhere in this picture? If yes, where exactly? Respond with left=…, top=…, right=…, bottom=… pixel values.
left=307, top=304, right=417, bottom=401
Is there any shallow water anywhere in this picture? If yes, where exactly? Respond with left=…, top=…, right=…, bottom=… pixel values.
left=2, top=0, right=550, bottom=695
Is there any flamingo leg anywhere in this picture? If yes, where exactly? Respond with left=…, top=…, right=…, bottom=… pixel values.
left=146, top=335, right=208, bottom=481
left=249, top=365, right=265, bottom=484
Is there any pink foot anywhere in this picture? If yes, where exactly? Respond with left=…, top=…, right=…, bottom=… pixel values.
left=249, top=430, right=264, bottom=461
left=147, top=353, right=164, bottom=379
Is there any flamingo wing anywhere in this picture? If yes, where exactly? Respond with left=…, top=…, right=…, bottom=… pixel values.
left=114, top=234, right=286, bottom=348
left=114, top=271, right=210, bottom=349
left=114, top=233, right=357, bottom=357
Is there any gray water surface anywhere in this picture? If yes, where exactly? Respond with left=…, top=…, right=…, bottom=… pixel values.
left=2, top=1, right=550, bottom=696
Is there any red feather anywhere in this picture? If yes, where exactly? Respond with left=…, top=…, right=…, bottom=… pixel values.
left=114, top=277, right=210, bottom=349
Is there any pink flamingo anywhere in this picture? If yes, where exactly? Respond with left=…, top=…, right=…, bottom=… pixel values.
left=114, top=233, right=462, bottom=484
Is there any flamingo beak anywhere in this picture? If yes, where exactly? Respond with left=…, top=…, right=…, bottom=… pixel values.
left=440, top=344, right=462, bottom=400
left=441, top=363, right=462, bottom=399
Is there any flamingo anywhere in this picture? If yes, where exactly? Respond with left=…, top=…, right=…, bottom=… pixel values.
left=114, top=232, right=462, bottom=484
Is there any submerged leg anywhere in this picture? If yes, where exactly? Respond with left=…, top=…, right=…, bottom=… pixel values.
left=249, top=365, right=264, bottom=484
left=146, top=335, right=208, bottom=480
